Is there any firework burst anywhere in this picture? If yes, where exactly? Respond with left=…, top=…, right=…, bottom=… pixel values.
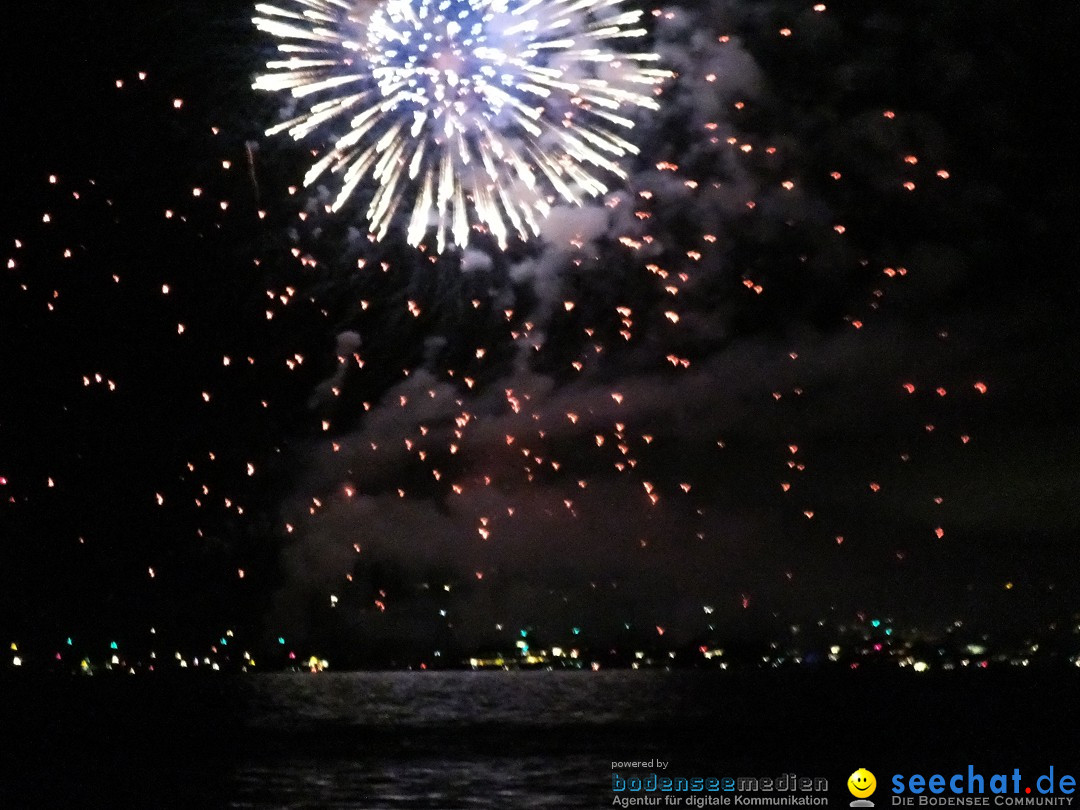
left=253, top=0, right=671, bottom=252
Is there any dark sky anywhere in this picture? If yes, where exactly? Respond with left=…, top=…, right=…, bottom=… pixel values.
left=2, top=0, right=1079, bottom=666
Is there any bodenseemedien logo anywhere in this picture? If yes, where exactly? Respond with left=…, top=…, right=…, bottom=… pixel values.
left=849, top=768, right=878, bottom=808
left=610, top=770, right=829, bottom=806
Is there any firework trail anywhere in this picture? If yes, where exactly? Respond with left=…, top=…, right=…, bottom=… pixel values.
left=245, top=140, right=262, bottom=204
left=253, top=0, right=671, bottom=252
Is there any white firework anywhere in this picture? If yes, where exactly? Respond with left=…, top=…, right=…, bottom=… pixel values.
left=253, top=0, right=671, bottom=252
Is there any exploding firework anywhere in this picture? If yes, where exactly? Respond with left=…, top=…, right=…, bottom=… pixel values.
left=253, top=0, right=671, bottom=251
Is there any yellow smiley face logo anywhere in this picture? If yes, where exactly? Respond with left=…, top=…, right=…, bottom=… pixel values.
left=848, top=768, right=877, bottom=798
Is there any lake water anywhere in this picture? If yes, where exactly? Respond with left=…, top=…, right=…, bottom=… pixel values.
left=4, top=670, right=1079, bottom=807
left=235, top=670, right=770, bottom=808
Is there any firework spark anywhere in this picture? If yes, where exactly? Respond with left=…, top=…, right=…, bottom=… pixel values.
left=253, top=0, right=671, bottom=251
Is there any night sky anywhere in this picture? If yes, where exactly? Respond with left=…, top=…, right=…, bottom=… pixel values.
left=3, top=0, right=1079, bottom=668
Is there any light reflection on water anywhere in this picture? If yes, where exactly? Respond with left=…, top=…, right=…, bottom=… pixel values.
left=243, top=669, right=702, bottom=729
left=232, top=752, right=603, bottom=808
left=233, top=670, right=690, bottom=808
